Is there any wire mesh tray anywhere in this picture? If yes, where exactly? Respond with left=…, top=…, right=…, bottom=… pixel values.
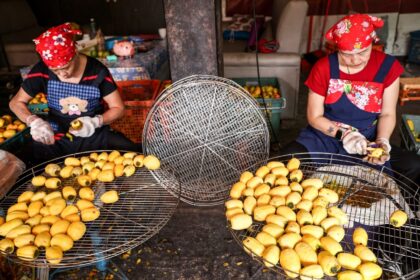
left=0, top=150, right=180, bottom=269
left=228, top=153, right=420, bottom=280
left=143, top=75, right=270, bottom=206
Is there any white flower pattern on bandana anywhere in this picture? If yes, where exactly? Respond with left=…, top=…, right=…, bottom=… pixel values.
left=52, top=34, right=66, bottom=46
left=335, top=20, right=351, bottom=37
left=42, top=50, right=52, bottom=60
left=361, top=20, right=370, bottom=28
left=42, top=31, right=50, bottom=38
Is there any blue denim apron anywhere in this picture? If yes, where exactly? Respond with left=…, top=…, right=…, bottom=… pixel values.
left=32, top=72, right=137, bottom=160
left=47, top=78, right=102, bottom=132
left=296, top=53, right=395, bottom=169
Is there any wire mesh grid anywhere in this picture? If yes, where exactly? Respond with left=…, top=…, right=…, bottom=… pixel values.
left=0, top=150, right=180, bottom=268
left=229, top=153, right=420, bottom=280
left=167, top=75, right=244, bottom=93
left=143, top=75, right=270, bottom=206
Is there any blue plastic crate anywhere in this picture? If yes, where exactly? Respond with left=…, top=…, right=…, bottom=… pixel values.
left=399, top=114, right=420, bottom=154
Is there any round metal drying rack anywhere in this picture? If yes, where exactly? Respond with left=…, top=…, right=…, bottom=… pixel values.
left=143, top=75, right=270, bottom=206
left=0, top=150, right=180, bottom=279
left=228, top=153, right=420, bottom=280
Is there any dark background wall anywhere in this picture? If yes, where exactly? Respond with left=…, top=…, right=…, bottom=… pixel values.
left=305, top=0, right=420, bottom=15
left=27, top=0, right=166, bottom=35
left=225, top=0, right=420, bottom=16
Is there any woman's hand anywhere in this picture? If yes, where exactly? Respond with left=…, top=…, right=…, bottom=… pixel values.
left=27, top=115, right=55, bottom=145
left=364, top=138, right=391, bottom=165
left=342, top=130, right=368, bottom=155
left=69, top=115, right=103, bottom=138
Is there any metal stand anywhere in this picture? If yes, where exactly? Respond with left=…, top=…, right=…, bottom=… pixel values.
left=0, top=150, right=180, bottom=279
left=36, top=267, right=49, bottom=280
left=228, top=153, right=420, bottom=280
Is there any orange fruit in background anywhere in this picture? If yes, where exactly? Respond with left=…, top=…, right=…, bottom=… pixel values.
left=3, top=129, right=16, bottom=139
left=2, top=115, right=12, bottom=123
left=17, top=124, right=26, bottom=131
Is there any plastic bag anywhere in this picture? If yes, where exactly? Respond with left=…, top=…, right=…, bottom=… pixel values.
left=0, top=150, right=26, bottom=199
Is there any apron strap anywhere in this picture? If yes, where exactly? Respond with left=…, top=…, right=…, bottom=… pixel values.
left=328, top=53, right=340, bottom=79
left=373, top=54, right=395, bottom=83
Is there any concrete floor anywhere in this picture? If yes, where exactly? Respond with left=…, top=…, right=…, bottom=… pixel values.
left=0, top=59, right=419, bottom=280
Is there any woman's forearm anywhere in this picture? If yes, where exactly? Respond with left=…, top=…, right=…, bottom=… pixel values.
left=308, top=116, right=340, bottom=137
left=376, top=114, right=395, bottom=140
left=101, top=106, right=124, bottom=125
left=101, top=90, right=125, bottom=125
left=306, top=91, right=340, bottom=138
left=9, top=100, right=33, bottom=125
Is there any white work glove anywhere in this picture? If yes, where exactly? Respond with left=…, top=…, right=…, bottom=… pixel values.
left=342, top=130, right=369, bottom=155
left=26, top=115, right=55, bottom=145
left=69, top=115, right=103, bottom=138
left=376, top=137, right=392, bottom=155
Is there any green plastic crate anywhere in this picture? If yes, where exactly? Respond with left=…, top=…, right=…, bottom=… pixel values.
left=232, top=77, right=286, bottom=141
left=0, top=127, right=31, bottom=153
left=28, top=103, right=49, bottom=115
left=400, top=114, right=420, bottom=154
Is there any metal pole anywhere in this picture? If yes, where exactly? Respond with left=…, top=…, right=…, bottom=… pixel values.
left=36, top=267, right=49, bottom=280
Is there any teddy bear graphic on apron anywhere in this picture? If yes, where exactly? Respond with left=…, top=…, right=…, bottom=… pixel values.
left=47, top=79, right=101, bottom=132
left=297, top=53, right=396, bottom=168
left=59, top=96, right=88, bottom=116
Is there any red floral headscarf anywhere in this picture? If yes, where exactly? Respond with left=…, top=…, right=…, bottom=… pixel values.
left=33, top=23, right=82, bottom=68
left=325, top=14, right=384, bottom=52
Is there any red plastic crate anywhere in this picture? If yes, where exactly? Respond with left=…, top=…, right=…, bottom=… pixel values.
left=116, top=80, right=161, bottom=102
left=111, top=80, right=160, bottom=143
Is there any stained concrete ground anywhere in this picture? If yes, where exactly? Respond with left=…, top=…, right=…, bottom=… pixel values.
left=0, top=59, right=419, bottom=280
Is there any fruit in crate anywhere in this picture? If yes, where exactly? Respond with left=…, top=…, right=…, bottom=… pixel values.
left=407, top=119, right=415, bottom=131
left=0, top=115, right=27, bottom=143
left=243, top=85, right=281, bottom=99
left=407, top=118, right=419, bottom=139
left=29, top=93, right=47, bottom=105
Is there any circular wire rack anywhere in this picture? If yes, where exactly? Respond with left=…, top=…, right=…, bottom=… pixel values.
left=229, top=153, right=420, bottom=280
left=143, top=75, right=270, bottom=206
left=0, top=150, right=180, bottom=269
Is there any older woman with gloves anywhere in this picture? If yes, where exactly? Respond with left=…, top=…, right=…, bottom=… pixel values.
left=9, top=23, right=137, bottom=163
left=280, top=14, right=420, bottom=185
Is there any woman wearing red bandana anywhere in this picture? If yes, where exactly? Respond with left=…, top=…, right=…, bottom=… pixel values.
left=280, top=14, right=420, bottom=186
left=9, top=23, right=138, bottom=162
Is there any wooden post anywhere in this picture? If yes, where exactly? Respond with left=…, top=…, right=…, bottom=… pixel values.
left=163, top=0, right=222, bottom=81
